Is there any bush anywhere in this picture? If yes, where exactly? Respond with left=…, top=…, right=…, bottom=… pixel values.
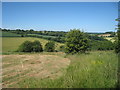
left=44, top=41, right=55, bottom=52
left=18, top=41, right=33, bottom=52
left=90, top=40, right=115, bottom=51
left=65, top=29, right=90, bottom=54
left=32, top=40, right=43, bottom=52
left=18, top=40, right=43, bottom=52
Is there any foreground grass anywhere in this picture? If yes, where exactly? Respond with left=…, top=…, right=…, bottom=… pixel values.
left=7, top=51, right=118, bottom=88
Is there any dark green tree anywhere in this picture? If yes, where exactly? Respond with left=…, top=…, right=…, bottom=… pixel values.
left=18, top=40, right=43, bottom=52
left=44, top=41, right=55, bottom=52
left=65, top=29, right=90, bottom=54
left=18, top=41, right=33, bottom=52
left=32, top=40, right=43, bottom=52
left=115, top=18, right=120, bottom=53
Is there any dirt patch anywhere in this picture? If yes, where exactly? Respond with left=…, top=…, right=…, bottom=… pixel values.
left=2, top=54, right=70, bottom=88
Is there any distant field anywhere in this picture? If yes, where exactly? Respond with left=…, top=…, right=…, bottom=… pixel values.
left=1, top=31, right=21, bottom=37
left=2, top=51, right=118, bottom=88
left=2, top=37, right=63, bottom=53
left=27, top=34, right=56, bottom=38
left=104, top=37, right=115, bottom=42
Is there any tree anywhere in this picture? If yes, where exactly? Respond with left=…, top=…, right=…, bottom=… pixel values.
left=115, top=30, right=120, bottom=53
left=18, top=41, right=33, bottom=52
left=32, top=40, right=43, bottom=52
left=115, top=18, right=120, bottom=53
left=44, top=41, right=55, bottom=52
left=65, top=29, right=90, bottom=54
left=18, top=40, right=43, bottom=52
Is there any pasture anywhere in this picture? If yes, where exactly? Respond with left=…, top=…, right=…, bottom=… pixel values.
left=2, top=37, right=63, bottom=53
left=2, top=51, right=118, bottom=88
left=1, top=36, right=118, bottom=88
left=104, top=37, right=115, bottom=42
left=1, top=31, right=21, bottom=37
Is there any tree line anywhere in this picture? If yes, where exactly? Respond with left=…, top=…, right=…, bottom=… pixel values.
left=17, top=29, right=116, bottom=54
left=1, top=28, right=116, bottom=53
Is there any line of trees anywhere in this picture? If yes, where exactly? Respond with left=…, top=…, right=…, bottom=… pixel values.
left=1, top=29, right=67, bottom=37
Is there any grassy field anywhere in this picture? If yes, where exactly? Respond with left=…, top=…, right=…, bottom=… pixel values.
left=2, top=51, right=118, bottom=88
left=27, top=34, right=57, bottom=38
left=1, top=31, right=21, bottom=37
left=104, top=37, right=115, bottom=42
left=2, top=37, right=63, bottom=53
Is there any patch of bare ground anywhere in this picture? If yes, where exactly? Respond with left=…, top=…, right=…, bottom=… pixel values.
left=2, top=54, right=70, bottom=88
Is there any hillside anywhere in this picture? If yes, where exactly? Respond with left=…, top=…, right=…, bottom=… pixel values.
left=2, top=37, right=64, bottom=53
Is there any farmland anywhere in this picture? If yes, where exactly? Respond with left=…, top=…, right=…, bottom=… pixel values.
left=2, top=51, right=118, bottom=88
left=2, top=37, right=63, bottom=53
left=1, top=1, right=119, bottom=88
left=1, top=30, right=118, bottom=88
left=104, top=37, right=116, bottom=42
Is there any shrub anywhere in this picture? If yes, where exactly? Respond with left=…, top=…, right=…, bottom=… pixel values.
left=18, top=40, right=43, bottom=52
left=90, top=40, right=114, bottom=51
left=32, top=40, right=43, bottom=52
left=65, top=29, right=90, bottom=54
left=44, top=41, right=55, bottom=52
left=18, top=41, right=33, bottom=52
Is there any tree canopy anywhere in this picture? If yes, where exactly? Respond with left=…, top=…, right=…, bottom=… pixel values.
left=65, top=29, right=90, bottom=54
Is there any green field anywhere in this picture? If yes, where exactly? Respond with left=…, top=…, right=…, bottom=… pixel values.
left=2, top=37, right=63, bottom=53
left=104, top=37, right=115, bottom=42
left=27, top=34, right=56, bottom=38
left=1, top=36, right=118, bottom=88
left=2, top=51, right=118, bottom=88
left=1, top=31, right=21, bottom=37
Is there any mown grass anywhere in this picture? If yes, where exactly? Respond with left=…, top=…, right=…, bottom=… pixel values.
left=8, top=51, right=118, bottom=88
left=2, top=37, right=63, bottom=53
left=104, top=37, right=115, bottom=42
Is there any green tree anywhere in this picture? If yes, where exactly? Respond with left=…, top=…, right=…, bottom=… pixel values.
left=32, top=40, right=43, bottom=52
left=65, top=29, right=90, bottom=54
left=18, top=40, right=43, bottom=52
left=18, top=41, right=33, bottom=52
left=115, top=18, right=120, bottom=53
left=44, top=41, right=55, bottom=52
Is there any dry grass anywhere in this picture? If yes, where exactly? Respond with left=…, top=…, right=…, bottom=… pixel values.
left=2, top=53, right=70, bottom=88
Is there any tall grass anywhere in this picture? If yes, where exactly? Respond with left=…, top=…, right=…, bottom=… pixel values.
left=13, top=51, right=118, bottom=88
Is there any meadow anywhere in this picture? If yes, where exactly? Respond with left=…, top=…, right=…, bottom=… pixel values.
left=104, top=37, right=116, bottom=43
left=2, top=37, right=63, bottom=53
left=1, top=35, right=118, bottom=88
left=2, top=51, right=118, bottom=88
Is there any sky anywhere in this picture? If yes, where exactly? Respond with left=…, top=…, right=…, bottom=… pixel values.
left=2, top=2, right=118, bottom=32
